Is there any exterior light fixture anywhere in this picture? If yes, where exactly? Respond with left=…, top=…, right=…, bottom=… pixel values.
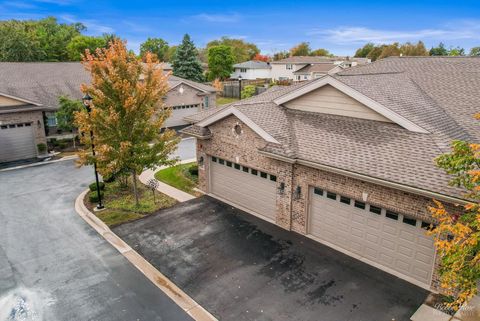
left=238, top=75, right=242, bottom=99
left=277, top=182, right=285, bottom=195
left=293, top=186, right=302, bottom=200
left=198, top=156, right=204, bottom=166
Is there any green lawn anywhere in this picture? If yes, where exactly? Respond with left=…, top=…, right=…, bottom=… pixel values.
left=217, top=97, right=239, bottom=106
left=154, top=162, right=198, bottom=194
left=85, top=177, right=177, bottom=227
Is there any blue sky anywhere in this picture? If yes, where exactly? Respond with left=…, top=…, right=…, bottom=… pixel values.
left=1, top=0, right=479, bottom=55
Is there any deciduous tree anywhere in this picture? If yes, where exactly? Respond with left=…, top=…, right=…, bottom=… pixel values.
left=354, top=43, right=375, bottom=58
left=430, top=42, right=449, bottom=56
left=75, top=39, right=179, bottom=206
left=172, top=34, right=204, bottom=82
left=253, top=53, right=270, bottom=62
left=469, top=47, right=480, bottom=56
left=290, top=42, right=311, bottom=56
left=428, top=113, right=480, bottom=310
left=140, top=37, right=169, bottom=62
left=56, top=96, right=83, bottom=147
left=310, top=48, right=332, bottom=57
left=273, top=51, right=289, bottom=61
left=66, top=35, right=107, bottom=60
left=207, top=37, right=259, bottom=63
left=207, top=45, right=235, bottom=80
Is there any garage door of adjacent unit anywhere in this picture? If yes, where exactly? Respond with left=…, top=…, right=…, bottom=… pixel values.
left=164, top=105, right=199, bottom=128
left=0, top=123, right=37, bottom=163
left=308, top=187, right=435, bottom=288
left=210, top=156, right=277, bottom=221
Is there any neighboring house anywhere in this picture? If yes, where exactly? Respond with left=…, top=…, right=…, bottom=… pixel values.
left=270, top=56, right=370, bottom=81
left=0, top=94, right=51, bottom=162
left=0, top=62, right=216, bottom=163
left=230, top=61, right=271, bottom=80
left=292, top=63, right=343, bottom=81
left=182, top=57, right=480, bottom=292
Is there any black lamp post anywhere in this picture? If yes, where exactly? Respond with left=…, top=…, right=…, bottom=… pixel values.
left=238, top=75, right=242, bottom=99
left=82, top=93, right=104, bottom=210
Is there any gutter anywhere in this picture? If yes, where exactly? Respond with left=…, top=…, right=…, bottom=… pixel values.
left=257, top=150, right=469, bottom=205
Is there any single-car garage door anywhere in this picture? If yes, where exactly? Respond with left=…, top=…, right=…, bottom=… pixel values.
left=308, top=186, right=435, bottom=288
left=0, top=123, right=37, bottom=163
left=210, top=156, right=277, bottom=221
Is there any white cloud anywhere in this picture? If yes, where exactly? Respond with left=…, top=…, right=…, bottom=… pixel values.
left=192, top=13, right=241, bottom=23
left=3, top=1, right=37, bottom=9
left=60, top=14, right=114, bottom=34
left=309, top=20, right=480, bottom=45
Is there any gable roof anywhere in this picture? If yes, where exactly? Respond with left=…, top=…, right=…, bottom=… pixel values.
left=233, top=61, right=271, bottom=69
left=0, top=62, right=216, bottom=110
left=184, top=57, right=480, bottom=200
left=293, top=63, right=341, bottom=74
left=270, top=56, right=370, bottom=65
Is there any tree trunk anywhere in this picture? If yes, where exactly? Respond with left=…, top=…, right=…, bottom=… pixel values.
left=132, top=170, right=140, bottom=207
left=72, top=135, right=76, bottom=149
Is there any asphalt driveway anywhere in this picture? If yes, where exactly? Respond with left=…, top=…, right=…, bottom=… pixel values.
left=0, top=160, right=191, bottom=321
left=114, top=196, right=429, bottom=321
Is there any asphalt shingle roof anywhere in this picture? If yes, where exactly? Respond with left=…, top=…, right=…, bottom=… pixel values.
left=233, top=61, right=271, bottom=69
left=188, top=57, right=480, bottom=199
left=0, top=62, right=216, bottom=110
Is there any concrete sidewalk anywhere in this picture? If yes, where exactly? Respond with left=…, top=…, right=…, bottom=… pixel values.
left=139, top=158, right=197, bottom=203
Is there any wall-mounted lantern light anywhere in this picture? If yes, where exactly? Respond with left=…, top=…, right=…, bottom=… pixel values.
left=198, top=156, right=204, bottom=166
left=293, top=186, right=302, bottom=200
left=277, top=182, right=285, bottom=194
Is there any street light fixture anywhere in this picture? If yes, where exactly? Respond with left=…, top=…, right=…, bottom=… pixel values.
left=82, top=93, right=104, bottom=210
left=238, top=75, right=242, bottom=99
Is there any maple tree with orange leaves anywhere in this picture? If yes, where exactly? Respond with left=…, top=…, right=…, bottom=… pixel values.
left=74, top=39, right=179, bottom=205
left=429, top=113, right=480, bottom=310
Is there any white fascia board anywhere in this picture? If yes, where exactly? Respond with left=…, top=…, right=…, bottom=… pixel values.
left=273, top=76, right=428, bottom=133
left=0, top=92, right=42, bottom=106
left=168, top=81, right=209, bottom=94
left=196, top=106, right=279, bottom=144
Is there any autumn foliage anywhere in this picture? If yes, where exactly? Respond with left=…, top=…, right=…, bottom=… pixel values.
left=429, top=113, right=480, bottom=309
left=252, top=53, right=270, bottom=62
left=75, top=39, right=179, bottom=205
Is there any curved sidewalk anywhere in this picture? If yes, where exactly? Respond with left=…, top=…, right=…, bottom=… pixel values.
left=139, top=158, right=197, bottom=203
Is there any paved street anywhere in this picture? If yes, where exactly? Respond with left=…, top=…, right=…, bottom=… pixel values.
left=0, top=161, right=192, bottom=321
left=114, top=196, right=429, bottom=321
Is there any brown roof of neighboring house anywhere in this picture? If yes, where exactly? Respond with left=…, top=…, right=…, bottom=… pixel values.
left=293, top=63, right=340, bottom=74
left=183, top=56, right=480, bottom=199
left=0, top=62, right=216, bottom=110
left=270, top=56, right=370, bottom=65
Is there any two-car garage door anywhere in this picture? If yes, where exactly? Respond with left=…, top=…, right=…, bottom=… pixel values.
left=0, top=123, right=37, bottom=163
left=209, top=156, right=277, bottom=222
left=308, top=186, right=435, bottom=288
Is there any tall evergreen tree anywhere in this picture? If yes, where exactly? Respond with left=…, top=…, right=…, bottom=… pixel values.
left=172, top=34, right=204, bottom=82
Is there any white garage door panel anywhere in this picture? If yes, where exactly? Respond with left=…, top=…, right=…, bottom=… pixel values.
left=0, top=124, right=36, bottom=162
left=164, top=106, right=199, bottom=128
left=210, top=158, right=276, bottom=220
left=308, top=187, right=435, bottom=287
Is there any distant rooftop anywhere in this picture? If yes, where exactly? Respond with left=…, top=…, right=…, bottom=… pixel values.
left=271, top=56, right=370, bottom=64
left=233, top=60, right=271, bottom=69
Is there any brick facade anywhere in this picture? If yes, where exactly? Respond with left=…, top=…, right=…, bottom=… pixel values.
left=195, top=115, right=459, bottom=291
left=0, top=110, right=47, bottom=155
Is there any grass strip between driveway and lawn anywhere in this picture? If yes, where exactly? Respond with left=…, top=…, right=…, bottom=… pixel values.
left=154, top=162, right=198, bottom=195
left=84, top=177, right=177, bottom=227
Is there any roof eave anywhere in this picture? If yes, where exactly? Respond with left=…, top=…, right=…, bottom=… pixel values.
left=257, top=149, right=469, bottom=205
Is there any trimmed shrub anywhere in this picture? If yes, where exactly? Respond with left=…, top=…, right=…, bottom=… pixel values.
left=37, top=143, right=47, bottom=153
left=89, top=181, right=105, bottom=192
left=241, top=85, right=256, bottom=99
left=88, top=190, right=104, bottom=203
left=188, top=164, right=198, bottom=176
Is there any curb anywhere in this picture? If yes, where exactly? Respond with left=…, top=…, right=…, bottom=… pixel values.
left=74, top=190, right=217, bottom=321
left=0, top=155, right=79, bottom=172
